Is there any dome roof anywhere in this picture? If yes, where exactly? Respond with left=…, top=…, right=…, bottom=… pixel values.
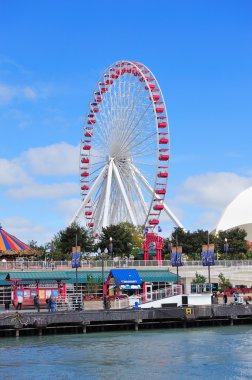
left=216, top=186, right=252, bottom=241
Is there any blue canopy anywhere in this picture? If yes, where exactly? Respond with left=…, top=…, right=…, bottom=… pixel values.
left=110, top=269, right=142, bottom=285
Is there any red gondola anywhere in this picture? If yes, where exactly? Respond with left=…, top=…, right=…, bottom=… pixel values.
left=158, top=121, right=167, bottom=128
left=149, top=219, right=159, bottom=225
left=81, top=158, right=89, bottom=164
left=145, top=84, right=155, bottom=90
left=159, top=155, right=169, bottom=161
left=83, top=145, right=91, bottom=150
left=153, top=204, right=164, bottom=210
left=81, top=172, right=89, bottom=177
left=85, top=132, right=92, bottom=138
left=81, top=185, right=89, bottom=191
left=157, top=172, right=168, bottom=178
left=152, top=94, right=160, bottom=101
left=159, top=138, right=169, bottom=144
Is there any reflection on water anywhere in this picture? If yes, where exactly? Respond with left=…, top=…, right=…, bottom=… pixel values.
left=0, top=325, right=252, bottom=379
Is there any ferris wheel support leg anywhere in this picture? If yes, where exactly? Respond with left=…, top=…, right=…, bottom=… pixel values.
left=102, top=159, right=113, bottom=228
left=112, top=161, right=137, bottom=226
left=132, top=165, right=185, bottom=229
left=69, top=164, right=108, bottom=225
left=130, top=167, right=149, bottom=218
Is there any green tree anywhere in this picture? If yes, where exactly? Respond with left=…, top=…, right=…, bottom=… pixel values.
left=162, top=227, right=249, bottom=261
left=163, top=228, right=216, bottom=260
left=53, top=222, right=94, bottom=260
left=98, top=223, right=143, bottom=258
left=218, top=272, right=232, bottom=292
left=191, top=272, right=206, bottom=284
left=216, top=228, right=249, bottom=259
left=28, top=240, right=46, bottom=258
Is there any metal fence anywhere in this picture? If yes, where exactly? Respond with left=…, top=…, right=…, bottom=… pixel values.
left=2, top=259, right=252, bottom=271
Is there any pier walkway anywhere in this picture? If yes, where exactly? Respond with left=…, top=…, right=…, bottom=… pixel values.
left=1, top=304, right=252, bottom=337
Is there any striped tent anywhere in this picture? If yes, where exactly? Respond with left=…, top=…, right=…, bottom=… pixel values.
left=0, top=226, right=31, bottom=253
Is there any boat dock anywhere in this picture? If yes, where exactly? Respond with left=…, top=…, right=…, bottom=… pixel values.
left=1, top=304, right=252, bottom=337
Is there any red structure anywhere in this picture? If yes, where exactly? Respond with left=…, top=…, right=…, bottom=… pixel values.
left=143, top=233, right=164, bottom=261
left=5, top=273, right=68, bottom=308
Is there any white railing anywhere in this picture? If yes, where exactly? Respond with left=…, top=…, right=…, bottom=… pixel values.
left=1, top=259, right=252, bottom=271
left=139, top=284, right=182, bottom=305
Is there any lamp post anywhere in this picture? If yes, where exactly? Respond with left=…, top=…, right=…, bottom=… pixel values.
left=175, top=229, right=179, bottom=285
left=109, top=237, right=113, bottom=260
left=99, top=247, right=108, bottom=309
left=207, top=231, right=211, bottom=287
left=224, top=238, right=229, bottom=260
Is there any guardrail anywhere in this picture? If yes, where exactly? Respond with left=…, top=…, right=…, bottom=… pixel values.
left=1, top=259, right=252, bottom=271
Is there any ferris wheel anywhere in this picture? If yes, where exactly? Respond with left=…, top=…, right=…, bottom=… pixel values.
left=71, top=60, right=184, bottom=233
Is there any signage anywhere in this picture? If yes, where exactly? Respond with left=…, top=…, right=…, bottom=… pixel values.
left=171, top=246, right=183, bottom=267
left=72, top=246, right=81, bottom=253
left=72, top=252, right=81, bottom=268
left=202, top=244, right=215, bottom=266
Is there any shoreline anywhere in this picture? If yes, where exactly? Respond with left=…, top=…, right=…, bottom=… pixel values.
left=1, top=304, right=252, bottom=338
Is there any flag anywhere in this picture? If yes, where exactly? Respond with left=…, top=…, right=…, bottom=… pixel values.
left=202, top=244, right=215, bottom=266
left=171, top=246, right=183, bottom=267
left=158, top=226, right=162, bottom=233
left=72, top=252, right=81, bottom=268
left=145, top=228, right=148, bottom=234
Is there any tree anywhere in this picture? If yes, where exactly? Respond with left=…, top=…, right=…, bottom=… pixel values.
left=28, top=240, right=46, bottom=258
left=218, top=272, right=232, bottom=292
left=216, top=228, right=249, bottom=259
left=163, top=228, right=216, bottom=260
left=53, top=222, right=94, bottom=260
left=162, top=227, right=249, bottom=261
left=98, top=223, right=143, bottom=258
left=191, top=272, right=206, bottom=284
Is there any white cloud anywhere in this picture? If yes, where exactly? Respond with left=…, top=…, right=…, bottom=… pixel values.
left=7, top=182, right=79, bottom=200
left=176, top=172, right=252, bottom=210
left=20, top=142, right=79, bottom=176
left=0, top=84, right=17, bottom=106
left=23, top=86, right=37, bottom=100
left=55, top=198, right=82, bottom=223
left=1, top=216, right=53, bottom=245
left=167, top=171, right=252, bottom=232
left=0, top=158, right=31, bottom=185
left=0, top=83, right=38, bottom=106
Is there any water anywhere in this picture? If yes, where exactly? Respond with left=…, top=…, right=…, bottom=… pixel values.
left=0, top=325, right=252, bottom=380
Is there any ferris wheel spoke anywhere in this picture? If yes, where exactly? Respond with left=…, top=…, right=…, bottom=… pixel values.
left=118, top=102, right=153, bottom=153
left=112, top=161, right=137, bottom=225
left=131, top=163, right=184, bottom=228
left=71, top=164, right=108, bottom=223
left=129, top=166, right=148, bottom=217
left=102, top=159, right=113, bottom=228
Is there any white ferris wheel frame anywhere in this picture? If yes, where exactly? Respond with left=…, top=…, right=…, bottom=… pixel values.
left=71, top=60, right=184, bottom=233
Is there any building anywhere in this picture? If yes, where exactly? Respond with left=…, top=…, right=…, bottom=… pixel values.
left=216, top=186, right=252, bottom=243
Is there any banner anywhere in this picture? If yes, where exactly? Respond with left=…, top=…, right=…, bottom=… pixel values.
left=202, top=244, right=215, bottom=266
left=72, top=252, right=81, bottom=268
left=171, top=246, right=183, bottom=267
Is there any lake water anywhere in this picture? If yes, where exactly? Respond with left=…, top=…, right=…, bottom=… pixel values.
left=0, top=325, right=252, bottom=380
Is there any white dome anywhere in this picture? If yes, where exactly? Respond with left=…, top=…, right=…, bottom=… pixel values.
left=216, top=186, right=252, bottom=241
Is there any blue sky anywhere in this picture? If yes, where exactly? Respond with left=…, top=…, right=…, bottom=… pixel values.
left=0, top=0, right=251, bottom=244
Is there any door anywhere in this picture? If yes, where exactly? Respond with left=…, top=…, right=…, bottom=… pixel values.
left=146, top=284, right=153, bottom=301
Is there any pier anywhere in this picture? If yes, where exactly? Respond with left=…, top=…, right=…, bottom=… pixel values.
left=1, top=304, right=252, bottom=337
